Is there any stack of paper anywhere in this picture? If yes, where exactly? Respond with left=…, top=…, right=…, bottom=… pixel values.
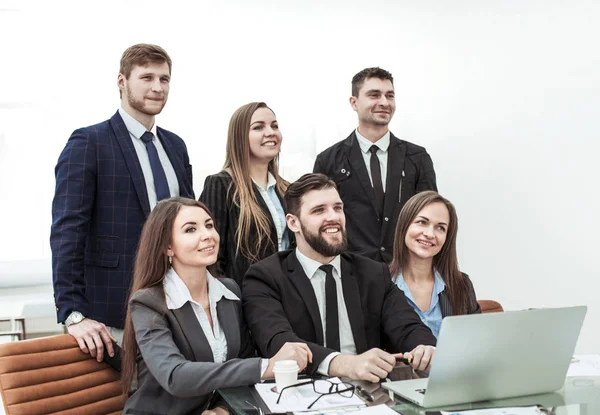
left=254, top=377, right=365, bottom=413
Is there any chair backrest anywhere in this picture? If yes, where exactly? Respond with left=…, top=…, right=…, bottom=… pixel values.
left=478, top=299, right=504, bottom=313
left=0, top=334, right=126, bottom=415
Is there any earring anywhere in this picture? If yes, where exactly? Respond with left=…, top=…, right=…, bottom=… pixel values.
left=168, top=256, right=173, bottom=266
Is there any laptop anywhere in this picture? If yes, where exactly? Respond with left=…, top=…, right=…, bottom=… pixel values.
left=382, top=305, right=587, bottom=408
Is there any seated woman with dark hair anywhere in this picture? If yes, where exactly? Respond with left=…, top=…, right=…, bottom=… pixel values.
left=390, top=191, right=480, bottom=338
left=122, top=197, right=311, bottom=415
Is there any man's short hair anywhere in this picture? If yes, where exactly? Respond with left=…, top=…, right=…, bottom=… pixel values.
left=285, top=173, right=338, bottom=217
left=119, top=43, right=172, bottom=79
left=351, top=67, right=394, bottom=97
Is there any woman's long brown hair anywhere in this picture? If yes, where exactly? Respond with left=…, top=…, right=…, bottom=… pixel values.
left=390, top=191, right=473, bottom=315
left=223, top=102, right=288, bottom=262
left=121, top=197, right=217, bottom=394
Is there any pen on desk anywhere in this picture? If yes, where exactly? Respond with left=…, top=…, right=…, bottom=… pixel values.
left=355, top=385, right=375, bottom=402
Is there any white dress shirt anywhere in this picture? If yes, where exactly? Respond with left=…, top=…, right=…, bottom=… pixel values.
left=355, top=128, right=390, bottom=192
left=119, top=107, right=180, bottom=209
left=295, top=249, right=357, bottom=375
left=163, top=268, right=239, bottom=363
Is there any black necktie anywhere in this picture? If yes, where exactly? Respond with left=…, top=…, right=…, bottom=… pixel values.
left=369, top=145, right=385, bottom=218
left=320, top=264, right=340, bottom=352
left=140, top=131, right=171, bottom=201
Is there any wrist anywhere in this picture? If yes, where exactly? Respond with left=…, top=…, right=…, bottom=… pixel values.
left=262, top=358, right=274, bottom=380
left=65, top=311, right=85, bottom=327
left=329, top=354, right=351, bottom=378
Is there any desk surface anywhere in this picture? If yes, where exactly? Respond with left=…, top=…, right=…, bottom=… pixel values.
left=219, top=373, right=600, bottom=415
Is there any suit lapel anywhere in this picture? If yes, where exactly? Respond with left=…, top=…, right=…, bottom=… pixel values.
left=339, top=255, right=368, bottom=353
left=344, top=133, right=379, bottom=216
left=217, top=299, right=240, bottom=360
left=172, top=303, right=214, bottom=362
left=109, top=111, right=151, bottom=216
left=286, top=252, right=325, bottom=345
left=157, top=127, right=190, bottom=198
left=382, top=135, right=406, bottom=219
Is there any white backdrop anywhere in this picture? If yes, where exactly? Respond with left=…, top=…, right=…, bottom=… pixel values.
left=0, top=0, right=598, bottom=352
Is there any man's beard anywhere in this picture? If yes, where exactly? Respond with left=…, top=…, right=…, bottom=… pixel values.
left=126, top=84, right=165, bottom=116
left=301, top=222, right=348, bottom=257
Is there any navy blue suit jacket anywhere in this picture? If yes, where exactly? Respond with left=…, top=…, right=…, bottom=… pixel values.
left=51, top=111, right=194, bottom=329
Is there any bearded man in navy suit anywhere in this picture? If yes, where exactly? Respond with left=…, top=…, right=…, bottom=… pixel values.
left=51, top=44, right=194, bottom=361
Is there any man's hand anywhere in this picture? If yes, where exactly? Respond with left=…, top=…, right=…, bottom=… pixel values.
left=263, top=342, right=313, bottom=379
left=67, top=318, right=117, bottom=362
left=402, top=345, right=436, bottom=372
left=329, top=348, right=396, bottom=383
left=201, top=407, right=230, bottom=415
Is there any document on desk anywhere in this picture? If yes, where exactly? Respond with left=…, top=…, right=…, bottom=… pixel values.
left=441, top=407, right=545, bottom=415
left=295, top=404, right=397, bottom=414
left=567, top=354, right=600, bottom=377
left=254, top=377, right=364, bottom=413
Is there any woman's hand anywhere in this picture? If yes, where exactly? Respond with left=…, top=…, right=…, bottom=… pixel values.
left=201, top=406, right=230, bottom=415
left=262, top=342, right=313, bottom=379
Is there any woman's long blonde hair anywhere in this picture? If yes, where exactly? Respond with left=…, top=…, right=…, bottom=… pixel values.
left=224, top=102, right=288, bottom=262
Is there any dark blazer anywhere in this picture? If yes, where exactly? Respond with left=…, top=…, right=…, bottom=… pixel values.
left=242, top=250, right=437, bottom=375
left=439, top=273, right=481, bottom=318
left=313, top=131, right=437, bottom=263
left=124, top=278, right=261, bottom=415
left=199, top=171, right=293, bottom=287
left=51, top=111, right=194, bottom=329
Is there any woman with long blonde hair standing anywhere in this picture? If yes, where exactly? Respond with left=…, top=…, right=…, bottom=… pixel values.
left=200, top=102, right=291, bottom=286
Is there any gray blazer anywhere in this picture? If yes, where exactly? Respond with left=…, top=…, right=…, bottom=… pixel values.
left=124, top=278, right=262, bottom=415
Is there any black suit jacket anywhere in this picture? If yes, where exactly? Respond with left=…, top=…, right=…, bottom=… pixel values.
left=199, top=171, right=294, bottom=287
left=313, top=131, right=437, bottom=263
left=242, top=250, right=436, bottom=375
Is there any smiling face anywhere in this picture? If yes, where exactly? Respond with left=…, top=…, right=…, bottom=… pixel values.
left=404, top=202, right=450, bottom=262
left=287, top=186, right=348, bottom=261
left=350, top=77, right=396, bottom=128
left=167, top=206, right=219, bottom=270
left=248, top=107, right=282, bottom=164
left=118, top=61, right=171, bottom=118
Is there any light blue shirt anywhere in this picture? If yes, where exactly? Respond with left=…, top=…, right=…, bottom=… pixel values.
left=253, top=173, right=290, bottom=250
left=394, top=270, right=446, bottom=338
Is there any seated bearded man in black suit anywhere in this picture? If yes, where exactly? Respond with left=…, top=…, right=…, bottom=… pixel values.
left=243, top=173, right=436, bottom=382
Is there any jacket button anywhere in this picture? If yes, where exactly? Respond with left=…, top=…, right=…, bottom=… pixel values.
left=384, top=217, right=389, bottom=222
left=341, top=168, right=346, bottom=173
left=380, top=247, right=385, bottom=252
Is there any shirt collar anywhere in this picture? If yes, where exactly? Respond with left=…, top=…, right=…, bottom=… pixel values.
left=252, top=172, right=277, bottom=191
left=395, top=269, right=446, bottom=295
left=119, top=106, right=158, bottom=141
left=295, top=248, right=342, bottom=280
left=355, top=128, right=390, bottom=153
left=163, top=267, right=239, bottom=310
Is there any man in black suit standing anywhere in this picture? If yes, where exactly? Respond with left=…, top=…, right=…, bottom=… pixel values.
left=314, top=67, right=437, bottom=263
left=243, top=174, right=436, bottom=382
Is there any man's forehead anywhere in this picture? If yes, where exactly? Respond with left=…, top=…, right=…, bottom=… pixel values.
left=301, top=188, right=342, bottom=209
left=360, top=77, right=394, bottom=93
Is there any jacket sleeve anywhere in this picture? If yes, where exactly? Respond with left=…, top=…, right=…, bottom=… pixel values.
left=313, top=153, right=327, bottom=175
left=464, top=274, right=481, bottom=315
left=380, top=263, right=437, bottom=351
left=50, top=128, right=96, bottom=323
left=130, top=297, right=262, bottom=398
left=199, top=174, right=230, bottom=277
left=242, top=262, right=334, bottom=375
left=416, top=150, right=437, bottom=192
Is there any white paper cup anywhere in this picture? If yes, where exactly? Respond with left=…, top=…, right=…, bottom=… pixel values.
left=273, top=360, right=299, bottom=393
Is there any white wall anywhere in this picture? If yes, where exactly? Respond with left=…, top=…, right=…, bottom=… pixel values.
left=0, top=0, right=598, bottom=351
